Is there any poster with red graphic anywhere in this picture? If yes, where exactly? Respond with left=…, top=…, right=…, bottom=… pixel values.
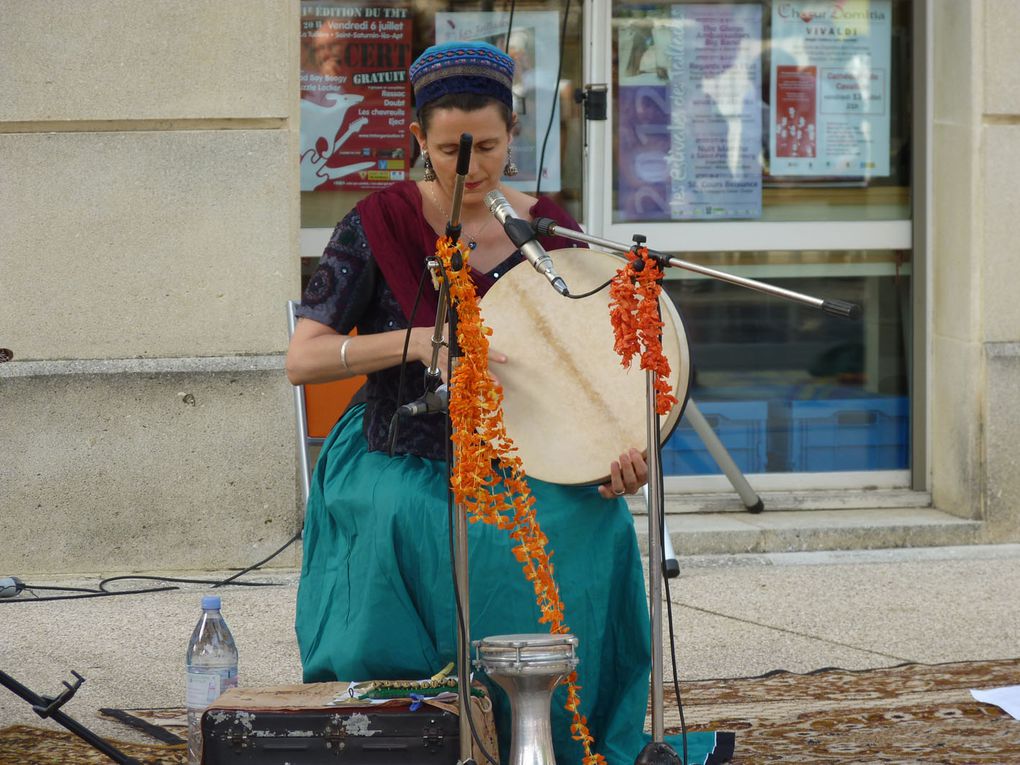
left=299, top=3, right=413, bottom=191
left=774, top=66, right=817, bottom=159
left=769, top=0, right=890, bottom=177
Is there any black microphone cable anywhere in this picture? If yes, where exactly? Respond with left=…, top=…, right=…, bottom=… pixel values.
left=388, top=265, right=432, bottom=455
left=501, top=0, right=569, bottom=203
left=502, top=0, right=516, bottom=55
left=653, top=295, right=689, bottom=763
left=100, top=530, right=302, bottom=593
left=564, top=276, right=614, bottom=300
left=535, top=0, right=570, bottom=199
left=0, top=531, right=301, bottom=603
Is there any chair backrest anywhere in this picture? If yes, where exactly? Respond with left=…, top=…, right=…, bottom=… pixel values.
left=287, top=300, right=366, bottom=506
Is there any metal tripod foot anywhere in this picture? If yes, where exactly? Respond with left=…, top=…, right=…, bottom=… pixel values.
left=683, top=399, right=764, bottom=513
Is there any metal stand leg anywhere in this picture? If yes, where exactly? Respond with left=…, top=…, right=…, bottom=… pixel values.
left=683, top=400, right=764, bottom=513
left=0, top=670, right=142, bottom=765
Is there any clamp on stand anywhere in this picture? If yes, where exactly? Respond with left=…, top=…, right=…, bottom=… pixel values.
left=1, top=669, right=143, bottom=765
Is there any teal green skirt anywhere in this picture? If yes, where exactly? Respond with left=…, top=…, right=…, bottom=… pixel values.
left=296, top=405, right=727, bottom=765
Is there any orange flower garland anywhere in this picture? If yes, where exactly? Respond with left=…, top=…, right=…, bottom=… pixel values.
left=435, top=236, right=606, bottom=765
left=608, top=246, right=678, bottom=415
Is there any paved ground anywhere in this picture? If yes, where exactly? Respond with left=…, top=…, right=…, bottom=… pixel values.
left=2, top=544, right=1019, bottom=745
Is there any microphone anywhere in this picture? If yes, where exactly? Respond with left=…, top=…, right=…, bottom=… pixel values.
left=396, top=385, right=448, bottom=418
left=446, top=133, right=472, bottom=241
left=484, top=190, right=569, bottom=296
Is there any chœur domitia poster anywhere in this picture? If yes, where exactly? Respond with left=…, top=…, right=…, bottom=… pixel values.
left=299, top=3, right=413, bottom=191
left=769, top=0, right=892, bottom=178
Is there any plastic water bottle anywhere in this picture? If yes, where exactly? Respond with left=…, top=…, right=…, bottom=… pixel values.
left=186, top=595, right=238, bottom=765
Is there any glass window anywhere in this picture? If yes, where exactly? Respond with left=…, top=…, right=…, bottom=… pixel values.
left=612, top=0, right=912, bottom=224
left=299, top=0, right=586, bottom=285
left=662, top=253, right=911, bottom=475
left=604, top=0, right=917, bottom=480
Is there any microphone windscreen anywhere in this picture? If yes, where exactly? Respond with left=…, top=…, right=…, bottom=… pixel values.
left=456, top=134, right=473, bottom=176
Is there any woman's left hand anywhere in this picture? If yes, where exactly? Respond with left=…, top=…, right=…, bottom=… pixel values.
left=598, top=448, right=648, bottom=499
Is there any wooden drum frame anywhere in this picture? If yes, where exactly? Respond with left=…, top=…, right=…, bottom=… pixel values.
left=480, top=248, right=691, bottom=485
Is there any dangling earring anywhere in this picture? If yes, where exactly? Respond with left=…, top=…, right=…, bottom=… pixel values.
left=422, top=150, right=437, bottom=182
left=503, top=148, right=519, bottom=177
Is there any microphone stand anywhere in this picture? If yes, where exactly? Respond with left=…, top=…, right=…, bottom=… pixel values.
left=413, top=133, right=477, bottom=765
left=448, top=135, right=477, bottom=765
left=532, top=220, right=860, bottom=319
left=526, top=220, right=860, bottom=765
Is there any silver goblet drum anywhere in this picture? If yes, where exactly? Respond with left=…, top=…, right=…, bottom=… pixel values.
left=474, top=633, right=579, bottom=765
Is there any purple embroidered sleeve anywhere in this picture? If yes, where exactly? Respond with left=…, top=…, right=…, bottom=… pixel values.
left=294, top=210, right=448, bottom=460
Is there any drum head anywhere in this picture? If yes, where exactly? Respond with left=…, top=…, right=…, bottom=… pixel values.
left=475, top=633, right=579, bottom=674
left=481, top=248, right=690, bottom=485
left=476, top=633, right=578, bottom=649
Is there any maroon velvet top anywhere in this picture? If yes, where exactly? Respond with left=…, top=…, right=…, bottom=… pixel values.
left=356, top=180, right=584, bottom=325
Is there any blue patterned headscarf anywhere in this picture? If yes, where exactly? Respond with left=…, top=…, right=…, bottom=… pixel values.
left=409, top=41, right=515, bottom=111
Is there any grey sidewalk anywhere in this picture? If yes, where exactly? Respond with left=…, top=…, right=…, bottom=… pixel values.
left=2, top=544, right=1018, bottom=744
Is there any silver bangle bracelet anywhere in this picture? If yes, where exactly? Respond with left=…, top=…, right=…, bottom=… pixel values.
left=339, top=337, right=354, bottom=371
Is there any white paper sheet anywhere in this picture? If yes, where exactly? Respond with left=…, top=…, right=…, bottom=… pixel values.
left=971, top=685, right=1020, bottom=720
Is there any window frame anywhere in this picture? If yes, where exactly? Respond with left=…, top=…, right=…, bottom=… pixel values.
left=582, top=0, right=930, bottom=491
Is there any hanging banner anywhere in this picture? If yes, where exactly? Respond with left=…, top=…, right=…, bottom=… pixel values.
left=299, top=3, right=413, bottom=192
left=769, top=0, right=891, bottom=177
left=435, top=12, right=562, bottom=193
left=616, top=5, right=763, bottom=222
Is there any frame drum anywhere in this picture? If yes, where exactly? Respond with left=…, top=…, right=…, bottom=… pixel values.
left=481, top=248, right=690, bottom=485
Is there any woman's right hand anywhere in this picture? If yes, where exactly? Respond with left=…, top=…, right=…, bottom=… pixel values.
left=410, top=325, right=449, bottom=379
left=287, top=318, right=434, bottom=386
left=409, top=326, right=507, bottom=384
left=286, top=318, right=507, bottom=387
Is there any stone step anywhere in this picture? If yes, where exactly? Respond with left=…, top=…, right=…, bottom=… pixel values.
left=629, top=496, right=981, bottom=556
left=634, top=488, right=935, bottom=515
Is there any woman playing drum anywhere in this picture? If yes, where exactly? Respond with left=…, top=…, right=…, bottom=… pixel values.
left=286, top=41, right=653, bottom=764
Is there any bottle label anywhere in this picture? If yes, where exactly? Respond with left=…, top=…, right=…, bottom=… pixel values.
left=187, top=668, right=238, bottom=708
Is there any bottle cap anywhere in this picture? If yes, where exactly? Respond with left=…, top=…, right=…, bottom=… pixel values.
left=202, top=595, right=221, bottom=610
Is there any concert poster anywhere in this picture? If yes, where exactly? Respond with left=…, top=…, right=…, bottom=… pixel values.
left=615, top=4, right=763, bottom=222
left=299, top=3, right=413, bottom=192
left=769, top=0, right=891, bottom=177
left=435, top=12, right=562, bottom=193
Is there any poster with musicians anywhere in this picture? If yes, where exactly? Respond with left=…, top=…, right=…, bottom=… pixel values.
left=769, top=0, right=892, bottom=177
left=299, top=3, right=413, bottom=192
left=436, top=12, right=562, bottom=193
left=615, top=4, right=763, bottom=221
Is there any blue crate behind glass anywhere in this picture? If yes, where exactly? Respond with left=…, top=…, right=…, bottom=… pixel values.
left=662, top=401, right=769, bottom=475
left=790, top=397, right=909, bottom=472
